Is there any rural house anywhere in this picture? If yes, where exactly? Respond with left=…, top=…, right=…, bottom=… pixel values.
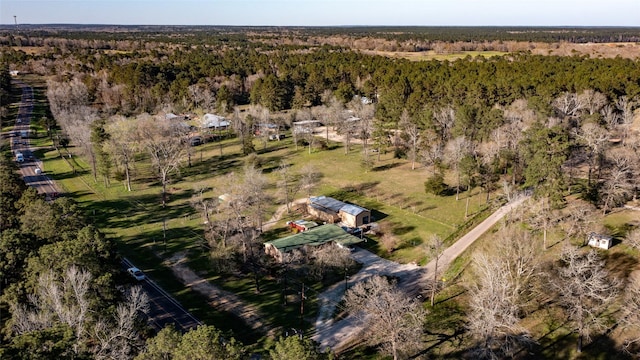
left=587, top=232, right=613, bottom=250
left=308, top=196, right=371, bottom=228
left=201, top=113, right=230, bottom=130
left=264, top=224, right=363, bottom=262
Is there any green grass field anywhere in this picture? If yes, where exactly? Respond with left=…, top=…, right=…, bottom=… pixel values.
left=40, top=126, right=495, bottom=342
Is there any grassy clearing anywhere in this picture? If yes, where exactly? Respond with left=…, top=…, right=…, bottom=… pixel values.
left=47, top=131, right=496, bottom=342
left=362, top=49, right=509, bottom=62
left=24, top=78, right=498, bottom=347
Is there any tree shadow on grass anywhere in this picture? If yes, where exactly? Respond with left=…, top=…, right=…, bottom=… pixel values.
left=82, top=190, right=198, bottom=231
left=372, top=161, right=402, bottom=171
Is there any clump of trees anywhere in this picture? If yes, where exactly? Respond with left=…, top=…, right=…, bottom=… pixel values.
left=0, top=151, right=149, bottom=359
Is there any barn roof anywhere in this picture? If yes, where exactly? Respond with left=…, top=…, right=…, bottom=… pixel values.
left=340, top=204, right=369, bottom=216
left=264, top=224, right=363, bottom=253
left=309, top=196, right=346, bottom=213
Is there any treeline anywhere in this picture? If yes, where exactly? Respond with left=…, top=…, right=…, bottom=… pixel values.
left=3, top=25, right=640, bottom=44
left=13, top=33, right=640, bottom=211
left=7, top=39, right=640, bottom=115
left=0, top=62, right=10, bottom=123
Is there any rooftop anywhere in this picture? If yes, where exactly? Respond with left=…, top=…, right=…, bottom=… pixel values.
left=310, top=196, right=346, bottom=213
left=264, top=224, right=363, bottom=253
left=340, top=203, right=369, bottom=216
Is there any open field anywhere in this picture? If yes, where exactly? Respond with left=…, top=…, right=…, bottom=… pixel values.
left=361, top=49, right=509, bottom=61
left=38, top=118, right=495, bottom=343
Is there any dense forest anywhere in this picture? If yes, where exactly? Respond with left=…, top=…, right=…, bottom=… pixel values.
left=2, top=27, right=640, bottom=359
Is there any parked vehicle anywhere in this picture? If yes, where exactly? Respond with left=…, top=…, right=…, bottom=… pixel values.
left=15, top=152, right=24, bottom=162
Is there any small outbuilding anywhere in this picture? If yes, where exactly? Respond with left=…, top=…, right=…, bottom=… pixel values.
left=264, top=224, right=363, bottom=262
left=286, top=219, right=318, bottom=233
left=308, top=196, right=371, bottom=228
left=201, top=114, right=230, bottom=130
left=587, top=232, right=613, bottom=250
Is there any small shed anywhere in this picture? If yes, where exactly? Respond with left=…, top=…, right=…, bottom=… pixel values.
left=264, top=224, right=363, bottom=262
left=308, top=196, right=371, bottom=228
left=339, top=204, right=371, bottom=228
left=587, top=232, right=613, bottom=250
left=286, top=219, right=318, bottom=233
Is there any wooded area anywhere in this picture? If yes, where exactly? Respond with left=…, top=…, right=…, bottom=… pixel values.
left=2, top=26, right=640, bottom=359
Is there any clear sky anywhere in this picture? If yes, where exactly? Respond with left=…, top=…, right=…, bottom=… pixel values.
left=1, top=0, right=639, bottom=27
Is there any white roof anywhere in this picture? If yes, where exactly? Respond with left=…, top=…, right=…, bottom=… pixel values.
left=201, top=114, right=229, bottom=128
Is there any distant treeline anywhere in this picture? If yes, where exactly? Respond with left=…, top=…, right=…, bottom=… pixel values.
left=1, top=25, right=640, bottom=44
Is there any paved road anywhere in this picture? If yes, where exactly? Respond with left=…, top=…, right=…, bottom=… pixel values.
left=10, top=80, right=202, bottom=333
left=313, top=193, right=530, bottom=352
left=122, top=258, right=202, bottom=333
left=10, top=81, right=59, bottom=200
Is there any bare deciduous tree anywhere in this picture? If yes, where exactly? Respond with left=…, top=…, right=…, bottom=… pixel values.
left=277, top=160, right=300, bottom=214
left=553, top=92, right=583, bottom=119
left=466, top=228, right=538, bottom=359
left=424, top=234, right=444, bottom=307
left=526, top=198, right=559, bottom=250
left=578, top=89, right=608, bottom=116
left=13, top=266, right=92, bottom=346
left=93, top=286, right=149, bottom=360
left=138, top=115, right=188, bottom=207
left=619, top=277, right=640, bottom=355
left=600, top=151, right=633, bottom=215
left=299, top=164, right=321, bottom=199
left=12, top=266, right=148, bottom=358
left=399, top=109, right=421, bottom=170
left=104, top=115, right=139, bottom=191
left=344, top=275, right=426, bottom=360
left=549, top=247, right=620, bottom=353
left=626, top=228, right=640, bottom=249
left=444, top=136, right=472, bottom=201
left=615, top=95, right=638, bottom=145
left=432, top=105, right=455, bottom=144
left=309, top=244, right=354, bottom=281
left=560, top=201, right=599, bottom=244
left=574, top=122, right=609, bottom=186
left=190, top=184, right=217, bottom=225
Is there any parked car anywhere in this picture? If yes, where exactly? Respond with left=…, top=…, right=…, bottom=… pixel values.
left=127, top=267, right=146, bottom=281
left=190, top=136, right=203, bottom=146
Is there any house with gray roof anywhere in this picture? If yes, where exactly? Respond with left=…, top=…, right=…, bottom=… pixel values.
left=201, top=113, right=230, bottom=129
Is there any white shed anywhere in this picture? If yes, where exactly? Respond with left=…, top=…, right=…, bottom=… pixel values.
left=587, top=232, right=612, bottom=250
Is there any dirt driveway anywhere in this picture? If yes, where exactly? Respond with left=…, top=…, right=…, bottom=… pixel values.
left=312, top=193, right=530, bottom=352
left=313, top=248, right=424, bottom=351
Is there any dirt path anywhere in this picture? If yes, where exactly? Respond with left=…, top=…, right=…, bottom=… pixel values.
left=263, top=198, right=309, bottom=231
left=165, top=252, right=271, bottom=334
left=162, top=198, right=311, bottom=335
left=420, top=193, right=531, bottom=283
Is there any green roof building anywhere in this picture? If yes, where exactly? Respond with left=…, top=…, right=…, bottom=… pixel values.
left=264, top=224, right=363, bottom=262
